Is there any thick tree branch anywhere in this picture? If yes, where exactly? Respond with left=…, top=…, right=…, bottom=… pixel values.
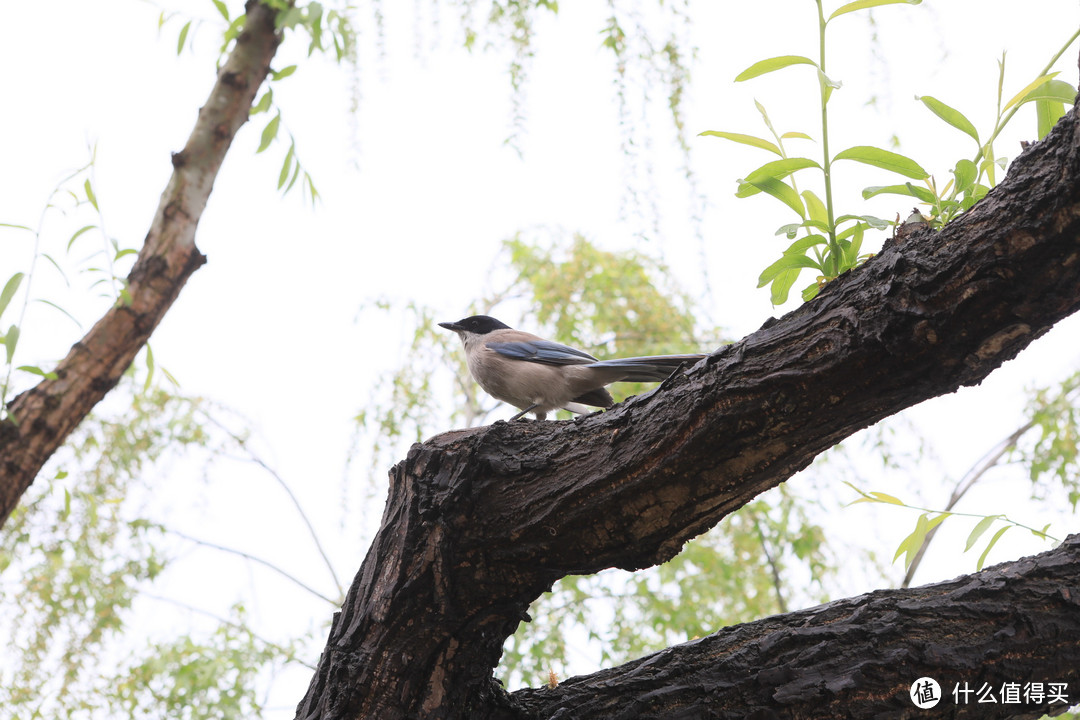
left=509, top=534, right=1080, bottom=719
left=297, top=99, right=1080, bottom=719
left=0, top=0, right=283, bottom=526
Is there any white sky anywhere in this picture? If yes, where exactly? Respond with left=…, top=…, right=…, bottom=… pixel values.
left=2, top=0, right=1079, bottom=712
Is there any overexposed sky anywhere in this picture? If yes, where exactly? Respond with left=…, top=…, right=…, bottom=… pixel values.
left=2, top=0, right=1079, bottom=711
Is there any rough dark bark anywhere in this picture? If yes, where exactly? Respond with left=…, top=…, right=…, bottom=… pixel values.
left=295, top=99, right=1080, bottom=720
left=508, top=534, right=1080, bottom=719
left=0, top=1, right=283, bottom=527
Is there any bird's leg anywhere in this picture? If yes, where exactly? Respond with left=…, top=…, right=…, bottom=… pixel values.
left=509, top=404, right=539, bottom=421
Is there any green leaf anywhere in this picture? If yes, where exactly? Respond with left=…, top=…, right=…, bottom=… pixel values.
left=285, top=161, right=302, bottom=192
left=917, top=95, right=979, bottom=144
left=818, top=69, right=842, bottom=104
left=1028, top=80, right=1073, bottom=140
left=962, top=184, right=991, bottom=210
left=758, top=252, right=821, bottom=287
left=62, top=487, right=71, bottom=520
left=964, top=515, right=999, bottom=552
left=736, top=157, right=821, bottom=197
left=834, top=146, right=928, bottom=179
left=84, top=178, right=99, bottom=210
left=144, top=343, right=155, bottom=392
left=67, top=224, right=97, bottom=251
left=257, top=113, right=281, bottom=153
left=33, top=298, right=82, bottom=329
left=801, top=281, right=821, bottom=302
left=843, top=480, right=873, bottom=502
left=4, top=324, right=19, bottom=363
left=835, top=213, right=891, bottom=230
left=271, top=64, right=298, bottom=81
left=894, top=513, right=930, bottom=569
left=980, top=153, right=1000, bottom=186
left=699, top=131, right=781, bottom=156
left=953, top=159, right=977, bottom=194
left=904, top=514, right=929, bottom=564
left=862, top=183, right=936, bottom=203
left=995, top=52, right=1007, bottom=118
left=177, top=19, right=192, bottom=55
left=780, top=131, right=814, bottom=141
left=754, top=100, right=777, bottom=135
left=769, top=268, right=802, bottom=305
left=1003, top=72, right=1060, bottom=112
left=212, top=0, right=229, bottom=20
left=276, top=6, right=305, bottom=30
left=250, top=89, right=273, bottom=116
left=1019, top=79, right=1076, bottom=104
left=828, top=0, right=920, bottom=22
left=161, top=366, right=181, bottom=388
left=802, top=190, right=828, bottom=227
left=842, top=223, right=865, bottom=268
left=976, top=525, right=1011, bottom=571
left=17, top=365, right=57, bottom=379
left=278, top=143, right=295, bottom=189
left=735, top=55, right=817, bottom=82
left=926, top=512, right=951, bottom=532
left=223, top=14, right=245, bottom=46
left=0, top=272, right=25, bottom=321
left=869, top=491, right=904, bottom=505
left=776, top=223, right=802, bottom=239
left=0, top=222, right=33, bottom=232
left=775, top=220, right=828, bottom=237
left=1036, top=98, right=1065, bottom=140
left=744, top=177, right=806, bottom=219
left=784, top=234, right=828, bottom=256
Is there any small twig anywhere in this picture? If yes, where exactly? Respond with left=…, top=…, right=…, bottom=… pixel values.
left=201, top=412, right=345, bottom=599
left=141, top=591, right=316, bottom=670
left=752, top=513, right=788, bottom=614
left=167, top=527, right=338, bottom=606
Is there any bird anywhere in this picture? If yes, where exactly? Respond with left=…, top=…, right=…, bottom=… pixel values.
left=439, top=315, right=706, bottom=421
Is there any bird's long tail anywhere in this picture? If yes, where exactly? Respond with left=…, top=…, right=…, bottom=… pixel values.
left=586, top=354, right=706, bottom=382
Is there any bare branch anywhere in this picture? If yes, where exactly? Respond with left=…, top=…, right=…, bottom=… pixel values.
left=0, top=0, right=285, bottom=527
left=202, top=412, right=346, bottom=599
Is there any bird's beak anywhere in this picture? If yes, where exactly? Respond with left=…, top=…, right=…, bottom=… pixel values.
left=438, top=321, right=461, bottom=332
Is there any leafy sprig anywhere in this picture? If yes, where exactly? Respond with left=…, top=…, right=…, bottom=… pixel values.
left=0, top=148, right=146, bottom=417
left=703, top=0, right=924, bottom=305
left=159, top=1, right=349, bottom=203
left=844, top=481, right=1058, bottom=574
left=703, top=1, right=1079, bottom=305
left=875, top=28, right=1080, bottom=228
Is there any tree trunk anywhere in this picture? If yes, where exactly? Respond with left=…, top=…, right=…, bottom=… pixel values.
left=295, top=98, right=1080, bottom=719
left=0, top=0, right=282, bottom=527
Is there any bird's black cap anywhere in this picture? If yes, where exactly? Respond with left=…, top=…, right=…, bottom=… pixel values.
left=438, top=315, right=513, bottom=334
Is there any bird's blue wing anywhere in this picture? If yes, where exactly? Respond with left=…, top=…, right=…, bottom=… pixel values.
left=486, top=339, right=598, bottom=366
